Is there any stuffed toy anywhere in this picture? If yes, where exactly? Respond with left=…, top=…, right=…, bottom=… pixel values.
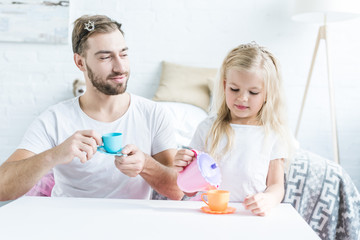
left=72, top=79, right=86, bottom=97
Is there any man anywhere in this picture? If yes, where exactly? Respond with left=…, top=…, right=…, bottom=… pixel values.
left=0, top=15, right=183, bottom=201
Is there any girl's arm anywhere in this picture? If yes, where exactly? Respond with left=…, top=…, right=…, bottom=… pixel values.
left=174, top=148, right=196, bottom=172
left=243, top=158, right=285, bottom=216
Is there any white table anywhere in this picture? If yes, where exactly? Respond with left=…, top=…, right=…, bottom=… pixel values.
left=0, top=196, right=320, bottom=240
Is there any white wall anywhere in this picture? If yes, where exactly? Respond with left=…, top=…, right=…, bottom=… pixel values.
left=0, top=0, right=359, bottom=189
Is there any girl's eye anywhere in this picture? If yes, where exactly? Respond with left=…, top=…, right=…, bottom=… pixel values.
left=230, top=87, right=239, bottom=92
left=250, top=91, right=259, bottom=95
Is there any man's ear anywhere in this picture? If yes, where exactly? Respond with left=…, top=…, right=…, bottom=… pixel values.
left=74, top=53, right=86, bottom=72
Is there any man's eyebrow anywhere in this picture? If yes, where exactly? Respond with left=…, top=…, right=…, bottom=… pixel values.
left=94, top=47, right=129, bottom=55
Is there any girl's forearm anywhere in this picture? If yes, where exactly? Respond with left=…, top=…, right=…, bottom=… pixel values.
left=264, top=183, right=285, bottom=205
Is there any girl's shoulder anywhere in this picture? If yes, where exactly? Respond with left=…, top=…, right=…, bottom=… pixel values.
left=198, top=115, right=216, bottom=129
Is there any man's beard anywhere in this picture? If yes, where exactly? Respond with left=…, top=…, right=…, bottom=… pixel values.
left=87, top=64, right=129, bottom=95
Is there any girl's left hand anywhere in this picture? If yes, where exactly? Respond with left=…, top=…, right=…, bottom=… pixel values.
left=243, top=192, right=276, bottom=216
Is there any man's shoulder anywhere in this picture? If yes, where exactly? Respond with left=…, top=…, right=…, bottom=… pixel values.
left=40, top=97, right=79, bottom=118
left=130, top=94, right=155, bottom=106
left=130, top=94, right=163, bottom=114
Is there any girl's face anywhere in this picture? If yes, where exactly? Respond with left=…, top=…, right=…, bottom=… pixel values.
left=224, top=69, right=266, bottom=125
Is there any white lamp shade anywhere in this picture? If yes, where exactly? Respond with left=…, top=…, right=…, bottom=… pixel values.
left=292, top=0, right=360, bottom=23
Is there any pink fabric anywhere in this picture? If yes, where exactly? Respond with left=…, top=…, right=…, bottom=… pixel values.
left=25, top=171, right=55, bottom=197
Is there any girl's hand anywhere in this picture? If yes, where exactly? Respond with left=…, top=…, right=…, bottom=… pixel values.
left=243, top=192, right=278, bottom=216
left=244, top=159, right=285, bottom=216
left=174, top=149, right=195, bottom=172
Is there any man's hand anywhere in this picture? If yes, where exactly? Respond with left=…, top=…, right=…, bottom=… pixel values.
left=114, top=144, right=146, bottom=177
left=51, top=130, right=102, bottom=165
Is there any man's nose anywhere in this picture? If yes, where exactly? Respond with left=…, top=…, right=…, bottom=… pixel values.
left=113, top=56, right=125, bottom=73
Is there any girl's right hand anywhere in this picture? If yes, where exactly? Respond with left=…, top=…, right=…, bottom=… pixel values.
left=174, top=149, right=196, bottom=172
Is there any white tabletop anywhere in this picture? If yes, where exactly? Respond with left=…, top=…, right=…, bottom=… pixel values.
left=0, top=196, right=320, bottom=240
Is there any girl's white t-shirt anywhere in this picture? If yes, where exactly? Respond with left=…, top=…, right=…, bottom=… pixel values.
left=18, top=94, right=176, bottom=199
left=190, top=117, right=287, bottom=202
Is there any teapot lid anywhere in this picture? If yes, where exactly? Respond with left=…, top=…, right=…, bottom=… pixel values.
left=197, top=153, right=221, bottom=187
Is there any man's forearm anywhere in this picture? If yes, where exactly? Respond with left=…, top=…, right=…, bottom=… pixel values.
left=140, top=154, right=184, bottom=200
left=0, top=151, right=54, bottom=201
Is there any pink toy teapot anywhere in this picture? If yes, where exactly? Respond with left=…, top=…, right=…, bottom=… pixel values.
left=177, top=149, right=221, bottom=193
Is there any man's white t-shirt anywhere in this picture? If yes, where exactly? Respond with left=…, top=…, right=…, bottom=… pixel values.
left=18, top=94, right=176, bottom=199
left=190, top=117, right=287, bottom=202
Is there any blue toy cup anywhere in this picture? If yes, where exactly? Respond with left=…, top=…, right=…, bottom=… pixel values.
left=102, top=132, right=123, bottom=153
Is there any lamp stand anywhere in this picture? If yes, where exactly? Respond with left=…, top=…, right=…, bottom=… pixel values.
left=294, top=23, right=340, bottom=164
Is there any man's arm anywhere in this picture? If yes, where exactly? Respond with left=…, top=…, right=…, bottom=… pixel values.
left=0, top=130, right=102, bottom=201
left=141, top=149, right=184, bottom=200
left=115, top=145, right=184, bottom=200
left=0, top=149, right=54, bottom=201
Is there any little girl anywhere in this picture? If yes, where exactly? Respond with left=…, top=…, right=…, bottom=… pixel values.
left=174, top=42, right=296, bottom=216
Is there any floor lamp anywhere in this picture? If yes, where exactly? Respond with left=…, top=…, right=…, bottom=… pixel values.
left=292, top=0, right=360, bottom=164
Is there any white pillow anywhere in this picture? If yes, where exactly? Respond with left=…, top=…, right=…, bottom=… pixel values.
left=157, top=101, right=208, bottom=147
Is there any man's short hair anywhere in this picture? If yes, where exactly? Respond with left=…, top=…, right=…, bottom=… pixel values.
left=72, top=15, right=124, bottom=56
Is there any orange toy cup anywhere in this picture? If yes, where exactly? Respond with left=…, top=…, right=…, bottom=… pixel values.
left=201, top=190, right=230, bottom=211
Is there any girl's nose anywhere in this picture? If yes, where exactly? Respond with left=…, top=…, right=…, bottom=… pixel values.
left=238, top=93, right=248, bottom=102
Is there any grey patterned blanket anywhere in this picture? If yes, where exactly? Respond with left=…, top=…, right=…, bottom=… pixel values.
left=283, top=150, right=360, bottom=240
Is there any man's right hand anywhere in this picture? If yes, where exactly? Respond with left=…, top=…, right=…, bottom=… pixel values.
left=51, top=130, right=102, bottom=165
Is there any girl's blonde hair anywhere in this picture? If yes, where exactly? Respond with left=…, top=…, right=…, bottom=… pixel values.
left=206, top=42, right=295, bottom=168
